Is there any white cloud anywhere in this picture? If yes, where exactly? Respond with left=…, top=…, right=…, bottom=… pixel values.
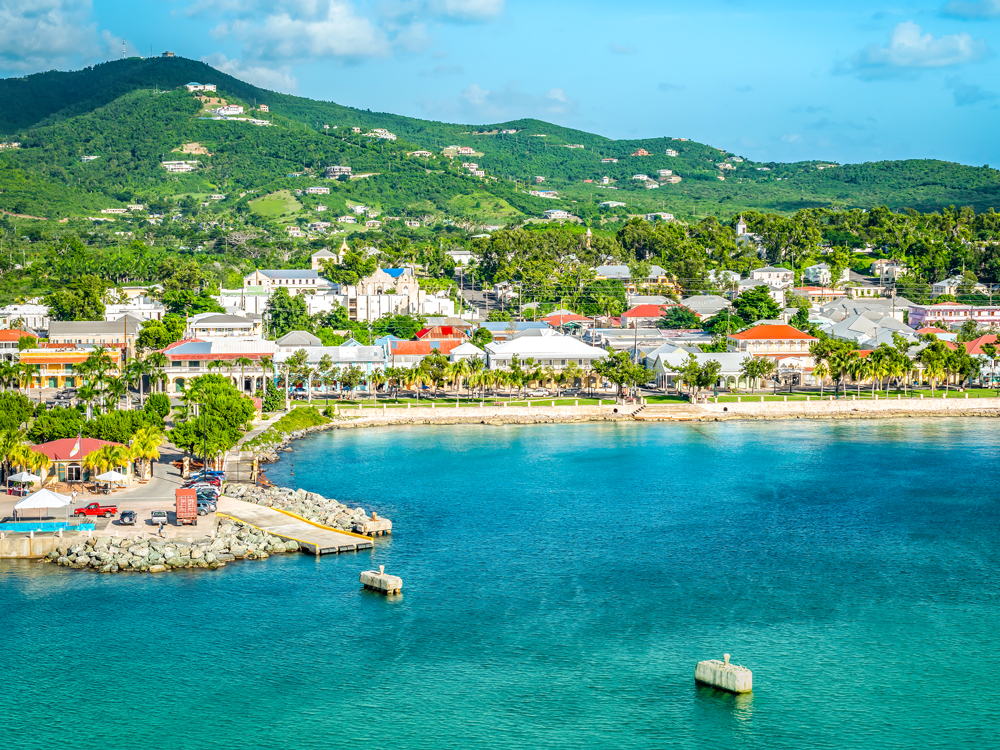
left=0, top=0, right=100, bottom=70
left=222, top=1, right=392, bottom=61
left=428, top=0, right=504, bottom=21
left=945, top=76, right=998, bottom=105
left=849, top=21, right=990, bottom=77
left=609, top=43, right=636, bottom=55
left=201, top=53, right=298, bottom=92
left=457, top=82, right=578, bottom=120
left=942, top=0, right=1000, bottom=19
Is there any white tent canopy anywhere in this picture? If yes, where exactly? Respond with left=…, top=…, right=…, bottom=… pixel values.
left=14, top=489, right=72, bottom=510
left=95, top=470, right=128, bottom=482
left=8, top=471, right=40, bottom=483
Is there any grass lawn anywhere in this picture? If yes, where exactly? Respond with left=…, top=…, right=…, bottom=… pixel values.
left=249, top=189, right=301, bottom=218
left=301, top=396, right=608, bottom=409
left=711, top=388, right=1000, bottom=403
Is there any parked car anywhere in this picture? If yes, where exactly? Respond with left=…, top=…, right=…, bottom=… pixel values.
left=196, top=499, right=216, bottom=515
left=185, top=476, right=220, bottom=485
left=196, top=490, right=220, bottom=501
left=184, top=480, right=220, bottom=490
left=527, top=389, right=550, bottom=397
left=150, top=510, right=168, bottom=526
left=74, top=502, right=117, bottom=518
left=119, top=510, right=136, bottom=525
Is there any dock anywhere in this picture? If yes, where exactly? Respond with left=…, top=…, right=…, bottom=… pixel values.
left=216, top=496, right=374, bottom=556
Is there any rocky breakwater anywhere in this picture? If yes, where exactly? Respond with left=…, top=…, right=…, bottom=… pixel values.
left=42, top=519, right=300, bottom=573
left=255, top=424, right=336, bottom=464
left=228, top=483, right=382, bottom=535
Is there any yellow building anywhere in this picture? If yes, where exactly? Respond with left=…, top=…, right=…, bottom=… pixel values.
left=20, top=347, right=123, bottom=389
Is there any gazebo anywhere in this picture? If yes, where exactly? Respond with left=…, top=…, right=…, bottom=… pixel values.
left=13, top=489, right=72, bottom=521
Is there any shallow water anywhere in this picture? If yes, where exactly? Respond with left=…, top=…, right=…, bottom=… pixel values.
left=3, top=419, right=999, bottom=749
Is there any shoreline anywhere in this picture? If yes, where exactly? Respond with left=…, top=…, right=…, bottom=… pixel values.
left=254, top=398, right=1000, bottom=461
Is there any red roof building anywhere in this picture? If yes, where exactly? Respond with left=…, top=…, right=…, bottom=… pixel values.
left=543, top=313, right=590, bottom=327
left=621, top=304, right=669, bottom=328
left=389, top=340, right=463, bottom=357
left=631, top=148, right=651, bottom=156
left=415, top=325, right=468, bottom=341
left=727, top=324, right=817, bottom=356
left=32, top=437, right=131, bottom=484
left=965, top=334, right=999, bottom=356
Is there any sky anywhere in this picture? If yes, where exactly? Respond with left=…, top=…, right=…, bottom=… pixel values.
left=3, top=0, right=1000, bottom=166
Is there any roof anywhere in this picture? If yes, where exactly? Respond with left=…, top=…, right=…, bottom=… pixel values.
left=965, top=334, right=999, bottom=355
left=479, top=322, right=548, bottom=332
left=623, top=305, right=668, bottom=318
left=753, top=266, right=793, bottom=274
left=276, top=330, right=322, bottom=347
left=416, top=326, right=467, bottom=339
left=192, top=314, right=256, bottom=326
left=0, top=329, right=35, bottom=342
left=544, top=314, right=590, bottom=326
left=389, top=340, right=463, bottom=356
left=49, top=319, right=141, bottom=337
left=32, top=437, right=124, bottom=462
left=382, top=268, right=408, bottom=278
left=486, top=334, right=609, bottom=360
left=729, top=324, right=818, bottom=341
left=449, top=342, right=486, bottom=356
left=252, top=269, right=322, bottom=279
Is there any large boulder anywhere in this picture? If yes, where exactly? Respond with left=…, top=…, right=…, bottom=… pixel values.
left=148, top=564, right=167, bottom=573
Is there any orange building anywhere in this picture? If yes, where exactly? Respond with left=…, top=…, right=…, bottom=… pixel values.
left=20, top=347, right=122, bottom=389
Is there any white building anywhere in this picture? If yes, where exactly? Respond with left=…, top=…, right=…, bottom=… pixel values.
left=185, top=83, right=217, bottom=93
left=214, top=105, right=244, bottom=116
left=750, top=266, right=794, bottom=288
left=187, top=313, right=263, bottom=340
left=104, top=298, right=165, bottom=322
left=0, top=304, right=49, bottom=332
left=162, top=161, right=198, bottom=173
left=243, top=269, right=332, bottom=295
left=542, top=209, right=574, bottom=220
left=305, top=186, right=330, bottom=195
left=803, top=263, right=850, bottom=287
left=485, top=331, right=608, bottom=372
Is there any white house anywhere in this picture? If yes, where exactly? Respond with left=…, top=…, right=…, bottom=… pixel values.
left=931, top=275, right=988, bottom=297
left=542, top=209, right=575, bottom=220
left=185, top=83, right=217, bottom=93
left=803, top=263, right=850, bottom=287
left=485, top=331, right=608, bottom=371
left=243, top=269, right=332, bottom=295
left=214, top=105, right=244, bottom=116
left=0, top=304, right=49, bottom=332
left=187, top=313, right=263, bottom=340
left=750, top=266, right=794, bottom=288
left=305, top=186, right=330, bottom=195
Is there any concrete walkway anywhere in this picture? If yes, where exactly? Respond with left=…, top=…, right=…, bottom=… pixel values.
left=215, top=496, right=374, bottom=555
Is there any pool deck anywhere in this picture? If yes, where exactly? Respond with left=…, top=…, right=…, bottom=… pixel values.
left=215, top=496, right=374, bottom=556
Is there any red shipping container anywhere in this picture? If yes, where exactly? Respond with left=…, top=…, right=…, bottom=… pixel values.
left=175, top=488, right=198, bottom=525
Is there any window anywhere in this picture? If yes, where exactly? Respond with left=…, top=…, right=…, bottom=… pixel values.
left=67, top=464, right=81, bottom=482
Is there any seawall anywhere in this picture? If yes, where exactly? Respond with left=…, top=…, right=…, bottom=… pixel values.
left=690, top=394, right=1000, bottom=421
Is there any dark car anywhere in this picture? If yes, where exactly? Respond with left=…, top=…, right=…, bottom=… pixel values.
left=196, top=499, right=217, bottom=515
left=196, top=491, right=220, bottom=502
left=119, top=510, right=137, bottom=525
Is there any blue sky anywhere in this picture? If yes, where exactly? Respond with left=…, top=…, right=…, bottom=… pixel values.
left=4, top=0, right=1000, bottom=166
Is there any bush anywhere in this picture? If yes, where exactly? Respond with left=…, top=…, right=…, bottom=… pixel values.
left=261, top=379, right=283, bottom=412
left=27, top=407, right=83, bottom=443
left=144, top=393, right=171, bottom=420
left=83, top=410, right=161, bottom=444
left=0, top=391, right=35, bottom=431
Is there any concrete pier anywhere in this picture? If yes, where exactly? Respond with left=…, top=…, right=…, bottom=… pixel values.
left=695, top=653, right=752, bottom=693
left=215, top=497, right=374, bottom=556
left=354, top=512, right=393, bottom=536
left=360, top=565, right=402, bottom=594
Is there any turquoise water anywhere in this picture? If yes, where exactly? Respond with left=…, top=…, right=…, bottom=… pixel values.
left=3, top=420, right=1000, bottom=749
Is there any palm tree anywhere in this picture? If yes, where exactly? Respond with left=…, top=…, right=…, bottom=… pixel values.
left=368, top=369, right=386, bottom=405
left=0, top=360, right=16, bottom=391
left=103, top=444, right=133, bottom=475
left=234, top=356, right=254, bottom=393
left=130, top=425, right=163, bottom=482
left=145, top=351, right=169, bottom=394
left=813, top=360, right=829, bottom=397
left=82, top=449, right=109, bottom=481
left=260, top=355, right=274, bottom=392
left=0, top=428, right=26, bottom=482
left=27, top=449, right=51, bottom=486
left=105, top=376, right=128, bottom=411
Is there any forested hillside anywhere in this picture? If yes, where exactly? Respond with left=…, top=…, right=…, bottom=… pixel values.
left=1, top=56, right=1000, bottom=225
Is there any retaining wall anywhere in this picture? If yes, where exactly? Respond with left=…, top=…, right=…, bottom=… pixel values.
left=699, top=394, right=1000, bottom=418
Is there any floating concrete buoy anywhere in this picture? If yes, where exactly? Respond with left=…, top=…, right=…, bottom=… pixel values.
left=695, top=653, right=752, bottom=693
left=360, top=565, right=402, bottom=595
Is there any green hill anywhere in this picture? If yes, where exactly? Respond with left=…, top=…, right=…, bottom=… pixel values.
left=2, top=56, right=1000, bottom=224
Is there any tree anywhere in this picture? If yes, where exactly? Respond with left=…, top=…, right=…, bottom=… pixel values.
left=171, top=374, right=255, bottom=464
left=27, top=407, right=82, bottom=443
left=0, top=391, right=35, bottom=431
left=701, top=309, right=744, bottom=336
left=918, top=341, right=949, bottom=395
left=321, top=251, right=378, bottom=285
left=678, top=355, right=722, bottom=398
left=265, top=287, right=310, bottom=339
left=46, top=275, right=106, bottom=321
left=591, top=351, right=652, bottom=402
left=957, top=320, right=981, bottom=343
left=658, top=307, right=701, bottom=329
left=470, top=327, right=494, bottom=350
left=130, top=424, right=163, bottom=481
left=732, top=285, right=780, bottom=325
left=487, top=310, right=511, bottom=322
left=144, top=393, right=171, bottom=420
left=983, top=342, right=998, bottom=395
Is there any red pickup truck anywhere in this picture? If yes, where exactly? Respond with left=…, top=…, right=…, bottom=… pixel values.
left=74, top=502, right=118, bottom=518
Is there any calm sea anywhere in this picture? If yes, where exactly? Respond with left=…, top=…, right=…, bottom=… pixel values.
left=2, top=420, right=999, bottom=749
